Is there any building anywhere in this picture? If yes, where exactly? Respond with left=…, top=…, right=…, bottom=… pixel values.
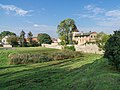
left=2, top=36, right=9, bottom=45
left=72, top=31, right=97, bottom=45
left=25, top=37, right=38, bottom=43
left=1, top=36, right=12, bottom=47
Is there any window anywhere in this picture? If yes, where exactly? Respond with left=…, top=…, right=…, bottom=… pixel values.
left=3, top=40, right=5, bottom=42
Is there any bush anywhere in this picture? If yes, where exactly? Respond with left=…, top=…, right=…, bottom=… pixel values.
left=64, top=45, right=75, bottom=51
left=9, top=53, right=52, bottom=65
left=50, top=50, right=83, bottom=60
left=0, top=44, right=3, bottom=47
left=37, top=33, right=52, bottom=44
left=51, top=52, right=69, bottom=60
left=104, top=31, right=120, bottom=71
left=8, top=50, right=83, bottom=65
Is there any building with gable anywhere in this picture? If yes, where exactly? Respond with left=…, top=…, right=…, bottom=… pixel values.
left=72, top=31, right=97, bottom=45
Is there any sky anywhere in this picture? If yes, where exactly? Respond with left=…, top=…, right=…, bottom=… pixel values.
left=0, top=0, right=120, bottom=38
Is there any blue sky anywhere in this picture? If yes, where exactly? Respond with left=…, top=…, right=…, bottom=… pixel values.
left=0, top=0, right=120, bottom=37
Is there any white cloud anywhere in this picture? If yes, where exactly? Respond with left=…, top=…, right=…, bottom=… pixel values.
left=33, top=24, right=49, bottom=28
left=105, top=10, right=120, bottom=17
left=84, top=5, right=105, bottom=15
left=0, top=4, right=29, bottom=16
left=74, top=5, right=120, bottom=29
left=33, top=24, right=39, bottom=27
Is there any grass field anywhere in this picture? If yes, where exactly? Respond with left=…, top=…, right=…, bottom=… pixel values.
left=0, top=47, right=120, bottom=90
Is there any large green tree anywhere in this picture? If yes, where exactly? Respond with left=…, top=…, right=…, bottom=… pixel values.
left=95, top=32, right=110, bottom=50
left=19, top=30, right=26, bottom=47
left=104, top=31, right=120, bottom=71
left=37, top=33, right=52, bottom=45
left=57, top=18, right=78, bottom=45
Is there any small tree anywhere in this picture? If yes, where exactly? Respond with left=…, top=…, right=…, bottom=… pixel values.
left=19, top=30, right=26, bottom=47
left=95, top=32, right=110, bottom=50
left=27, top=31, right=33, bottom=45
left=104, top=31, right=120, bottom=71
left=7, top=35, right=18, bottom=46
left=37, top=33, right=52, bottom=45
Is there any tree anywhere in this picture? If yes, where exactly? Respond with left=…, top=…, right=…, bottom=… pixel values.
left=57, top=18, right=78, bottom=45
left=19, top=30, right=26, bottom=47
left=7, top=35, right=18, bottom=46
left=104, top=31, right=120, bottom=71
left=37, top=33, right=52, bottom=44
left=95, top=32, right=110, bottom=50
left=0, top=31, right=16, bottom=37
left=27, top=31, right=33, bottom=45
left=0, top=31, right=16, bottom=42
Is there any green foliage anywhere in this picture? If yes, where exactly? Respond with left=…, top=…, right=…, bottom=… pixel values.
left=0, top=31, right=16, bottom=37
left=9, top=54, right=52, bottom=64
left=37, top=33, right=52, bottom=44
left=64, top=45, right=75, bottom=51
left=8, top=49, right=83, bottom=65
left=27, top=31, right=33, bottom=45
left=57, top=18, right=78, bottom=45
left=19, top=30, right=26, bottom=47
left=104, top=31, right=120, bottom=71
left=0, top=47, right=120, bottom=90
left=95, top=32, right=110, bottom=50
left=0, top=31, right=16, bottom=42
left=50, top=50, right=82, bottom=60
left=7, top=35, right=19, bottom=46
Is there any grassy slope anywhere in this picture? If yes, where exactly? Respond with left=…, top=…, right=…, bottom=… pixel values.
left=0, top=47, right=120, bottom=90
left=0, top=47, right=58, bottom=66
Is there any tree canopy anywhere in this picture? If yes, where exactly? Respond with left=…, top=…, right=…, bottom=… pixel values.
left=0, top=31, right=16, bottom=37
left=27, top=31, right=33, bottom=44
left=19, top=30, right=26, bottom=47
left=57, top=18, right=78, bottom=45
left=7, top=35, right=18, bottom=46
left=104, top=31, right=120, bottom=71
left=0, top=31, right=16, bottom=42
left=37, top=33, right=52, bottom=44
left=95, top=32, right=110, bottom=50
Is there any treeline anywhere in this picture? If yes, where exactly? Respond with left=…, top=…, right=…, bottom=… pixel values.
left=0, top=30, right=52, bottom=47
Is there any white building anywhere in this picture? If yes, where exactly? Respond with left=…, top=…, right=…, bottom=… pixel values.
left=2, top=36, right=9, bottom=45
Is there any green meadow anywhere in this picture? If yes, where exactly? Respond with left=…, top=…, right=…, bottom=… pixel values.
left=0, top=47, right=119, bottom=90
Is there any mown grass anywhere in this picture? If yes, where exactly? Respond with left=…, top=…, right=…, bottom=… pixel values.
left=0, top=47, right=58, bottom=66
left=0, top=47, right=120, bottom=90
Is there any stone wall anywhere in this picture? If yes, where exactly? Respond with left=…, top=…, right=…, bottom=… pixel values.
left=42, top=43, right=103, bottom=54
left=75, top=44, right=103, bottom=54
left=42, top=43, right=62, bottom=49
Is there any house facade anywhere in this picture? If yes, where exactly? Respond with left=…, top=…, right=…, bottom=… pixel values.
left=2, top=36, right=9, bottom=45
left=72, top=31, right=97, bottom=45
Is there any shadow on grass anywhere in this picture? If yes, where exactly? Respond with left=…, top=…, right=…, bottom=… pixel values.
left=0, top=65, right=27, bottom=70
left=0, top=58, right=117, bottom=90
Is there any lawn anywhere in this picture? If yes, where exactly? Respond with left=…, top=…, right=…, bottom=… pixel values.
left=0, top=47, right=120, bottom=90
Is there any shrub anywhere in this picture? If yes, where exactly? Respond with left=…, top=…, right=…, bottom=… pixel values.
left=51, top=52, right=69, bottom=60
left=0, top=44, right=3, bottom=47
left=104, top=31, right=120, bottom=71
left=9, top=53, right=52, bottom=65
left=64, top=45, right=75, bottom=51
left=50, top=50, right=83, bottom=60
left=8, top=50, right=83, bottom=65
left=37, top=33, right=52, bottom=44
